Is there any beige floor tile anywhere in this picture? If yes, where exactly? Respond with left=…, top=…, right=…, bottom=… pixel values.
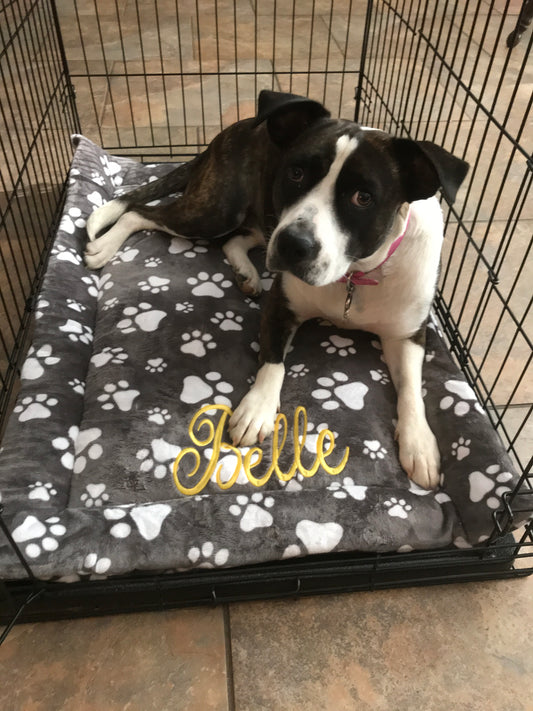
left=229, top=576, right=533, bottom=711
left=0, top=608, right=229, bottom=711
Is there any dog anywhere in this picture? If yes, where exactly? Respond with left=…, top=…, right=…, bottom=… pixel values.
left=85, top=90, right=468, bottom=490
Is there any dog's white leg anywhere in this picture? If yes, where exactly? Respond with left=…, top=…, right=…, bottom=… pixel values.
left=381, top=335, right=440, bottom=489
left=229, top=362, right=285, bottom=446
left=223, top=231, right=266, bottom=297
left=84, top=211, right=168, bottom=269
left=86, top=199, right=128, bottom=241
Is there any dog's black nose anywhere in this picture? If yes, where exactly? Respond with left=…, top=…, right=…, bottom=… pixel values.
left=276, top=224, right=318, bottom=265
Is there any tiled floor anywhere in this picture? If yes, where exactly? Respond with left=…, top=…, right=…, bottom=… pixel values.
left=1, top=1, right=532, bottom=708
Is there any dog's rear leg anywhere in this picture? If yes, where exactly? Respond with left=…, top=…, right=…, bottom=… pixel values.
left=223, top=230, right=266, bottom=297
left=85, top=211, right=177, bottom=269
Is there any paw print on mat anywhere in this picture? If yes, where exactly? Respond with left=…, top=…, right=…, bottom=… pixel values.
left=229, top=493, right=275, bottom=532
left=67, top=298, right=87, bottom=313
left=210, top=311, right=244, bottom=331
left=80, top=483, right=110, bottom=508
left=312, top=372, right=368, bottom=411
left=287, top=364, right=309, bottom=378
left=180, top=372, right=233, bottom=406
left=11, top=515, right=66, bottom=559
left=136, top=438, right=181, bottom=479
left=176, top=301, right=194, bottom=314
left=104, top=504, right=171, bottom=541
left=82, top=553, right=111, bottom=576
left=97, top=381, right=140, bottom=412
left=469, top=465, right=514, bottom=509
left=91, top=346, right=128, bottom=367
left=144, top=256, right=162, bottom=268
left=180, top=330, right=217, bottom=357
left=69, top=378, right=85, bottom=395
left=187, top=272, right=232, bottom=298
left=188, top=542, right=229, bottom=568
left=28, top=481, right=57, bottom=502
left=117, top=302, right=167, bottom=333
left=59, top=207, right=86, bottom=235
left=145, top=357, right=167, bottom=373
left=451, top=437, right=471, bottom=461
left=384, top=498, right=413, bottom=519
left=321, top=334, right=356, bottom=356
left=440, top=379, right=485, bottom=417
left=59, top=319, right=93, bottom=344
left=52, top=243, right=83, bottom=265
left=14, top=394, right=58, bottom=422
left=21, top=344, right=60, bottom=380
left=111, top=245, right=139, bottom=264
left=147, top=407, right=171, bottom=425
left=138, top=275, right=170, bottom=294
left=363, top=440, right=387, bottom=460
left=327, top=477, right=367, bottom=501
left=370, top=368, right=390, bottom=385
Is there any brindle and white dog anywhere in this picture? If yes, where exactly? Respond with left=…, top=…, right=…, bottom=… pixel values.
left=85, top=90, right=468, bottom=490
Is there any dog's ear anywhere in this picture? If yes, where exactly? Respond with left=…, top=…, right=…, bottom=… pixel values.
left=392, top=138, right=469, bottom=204
left=255, top=90, right=330, bottom=147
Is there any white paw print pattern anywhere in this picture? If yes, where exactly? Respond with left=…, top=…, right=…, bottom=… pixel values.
left=90, top=171, right=106, bottom=186
left=287, top=364, right=309, bottom=378
left=81, top=483, right=110, bottom=508
left=187, top=272, right=232, bottom=298
left=35, top=297, right=50, bottom=320
left=11, top=515, right=66, bottom=559
left=82, top=274, right=99, bottom=297
left=145, top=357, right=167, bottom=373
left=176, top=301, right=194, bottom=314
left=98, top=273, right=114, bottom=299
left=440, top=379, right=485, bottom=417
left=82, top=553, right=112, bottom=576
left=370, top=368, right=390, bottom=385
left=260, top=271, right=274, bottom=291
left=384, top=498, right=413, bottom=519
left=52, top=243, right=83, bottom=265
left=301, top=421, right=338, bottom=454
left=111, top=245, right=139, bottom=264
left=144, top=256, right=162, bottom=268
left=138, top=275, right=170, bottom=294
left=59, top=207, right=86, bottom=235
left=229, top=493, right=275, bottom=532
left=97, top=381, right=140, bottom=412
left=51, top=425, right=79, bottom=470
left=451, top=437, right=471, bottom=461
left=73, top=427, right=103, bottom=474
left=168, top=236, right=208, bottom=258
left=321, top=334, right=356, bottom=357
left=188, top=542, right=229, bottom=568
left=14, top=394, right=58, bottom=422
left=91, top=346, right=128, bottom=367
left=69, top=378, right=85, bottom=395
left=117, top=302, right=167, bottom=333
left=312, top=372, right=368, bottom=411
left=104, top=504, right=172, bottom=541
left=180, top=372, right=233, bottom=406
left=469, top=465, right=514, bottom=509
left=101, top=297, right=118, bottom=311
left=21, top=344, right=60, bottom=380
left=67, top=298, right=87, bottom=313
left=363, top=440, right=387, bottom=460
left=244, top=296, right=261, bottom=310
left=210, top=311, right=244, bottom=331
left=327, top=477, right=367, bottom=501
left=180, top=330, right=217, bottom=357
left=100, top=155, right=123, bottom=186
left=136, top=438, right=181, bottom=479
left=59, top=319, right=93, bottom=344
left=28, top=481, right=57, bottom=502
left=147, top=407, right=171, bottom=425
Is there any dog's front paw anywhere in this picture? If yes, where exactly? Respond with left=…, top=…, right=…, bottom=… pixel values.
left=229, top=389, right=279, bottom=447
left=396, top=420, right=441, bottom=490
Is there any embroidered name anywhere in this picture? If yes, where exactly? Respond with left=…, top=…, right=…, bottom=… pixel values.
left=172, top=404, right=350, bottom=495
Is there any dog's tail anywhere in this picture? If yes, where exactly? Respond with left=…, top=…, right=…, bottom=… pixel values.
left=86, top=155, right=202, bottom=241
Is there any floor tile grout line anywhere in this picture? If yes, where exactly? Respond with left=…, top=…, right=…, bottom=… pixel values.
left=223, top=604, right=237, bottom=711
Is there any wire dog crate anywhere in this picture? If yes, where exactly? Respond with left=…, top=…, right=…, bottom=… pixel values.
left=0, top=0, right=531, bottom=631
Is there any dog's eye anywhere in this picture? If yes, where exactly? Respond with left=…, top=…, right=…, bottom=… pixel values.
left=351, top=190, right=373, bottom=208
left=288, top=166, right=304, bottom=183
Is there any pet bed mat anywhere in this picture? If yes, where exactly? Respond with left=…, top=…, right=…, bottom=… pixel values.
left=0, top=136, right=529, bottom=582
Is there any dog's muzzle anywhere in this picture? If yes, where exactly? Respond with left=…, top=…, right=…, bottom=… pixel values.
left=267, top=223, right=320, bottom=278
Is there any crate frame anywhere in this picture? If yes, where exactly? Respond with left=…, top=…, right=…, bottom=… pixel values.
left=0, top=0, right=531, bottom=636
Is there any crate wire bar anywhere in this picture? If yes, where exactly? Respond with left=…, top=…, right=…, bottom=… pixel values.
left=0, top=0, right=531, bottom=628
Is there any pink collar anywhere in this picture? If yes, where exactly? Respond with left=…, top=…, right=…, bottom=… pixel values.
left=340, top=208, right=411, bottom=287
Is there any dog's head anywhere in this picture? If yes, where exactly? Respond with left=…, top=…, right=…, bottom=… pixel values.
left=256, top=90, right=469, bottom=286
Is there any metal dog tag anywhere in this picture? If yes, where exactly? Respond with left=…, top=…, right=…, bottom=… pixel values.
left=343, top=277, right=355, bottom=319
